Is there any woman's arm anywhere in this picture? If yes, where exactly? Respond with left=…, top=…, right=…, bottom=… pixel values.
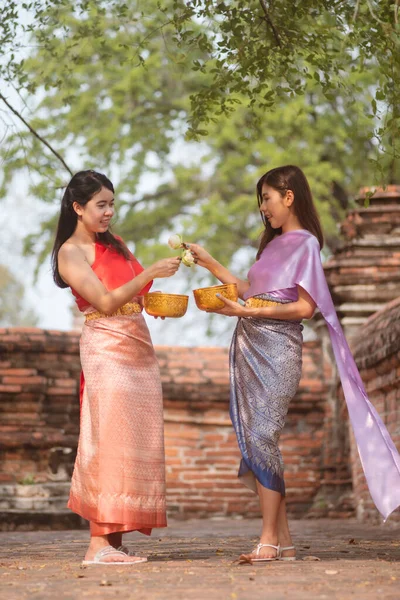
left=58, top=244, right=181, bottom=314
left=188, top=243, right=250, bottom=299
left=211, top=286, right=316, bottom=321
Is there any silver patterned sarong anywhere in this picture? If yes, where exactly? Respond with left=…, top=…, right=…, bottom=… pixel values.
left=229, top=295, right=303, bottom=495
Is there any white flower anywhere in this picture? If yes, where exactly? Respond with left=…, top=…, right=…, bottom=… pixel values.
left=168, top=234, right=182, bottom=250
left=181, top=249, right=195, bottom=267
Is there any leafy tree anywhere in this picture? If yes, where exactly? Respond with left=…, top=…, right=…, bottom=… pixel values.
left=2, top=1, right=399, bottom=161
left=168, top=1, right=400, bottom=161
left=0, top=265, right=38, bottom=327
left=0, top=0, right=397, bottom=278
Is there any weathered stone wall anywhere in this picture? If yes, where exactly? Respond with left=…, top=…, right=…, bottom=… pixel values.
left=0, top=328, right=80, bottom=484
left=305, top=335, right=354, bottom=519
left=323, top=185, right=400, bottom=339
left=351, top=297, right=400, bottom=523
left=157, top=342, right=327, bottom=519
left=315, top=185, right=400, bottom=522
left=0, top=327, right=327, bottom=526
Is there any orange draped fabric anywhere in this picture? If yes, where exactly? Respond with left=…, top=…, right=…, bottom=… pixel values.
left=68, top=241, right=166, bottom=535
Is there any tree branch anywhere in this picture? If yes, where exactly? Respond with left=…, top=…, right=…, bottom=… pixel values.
left=130, top=19, right=174, bottom=63
left=259, top=0, right=282, bottom=48
left=0, top=93, right=73, bottom=175
left=366, top=0, right=385, bottom=24
left=352, top=0, right=361, bottom=21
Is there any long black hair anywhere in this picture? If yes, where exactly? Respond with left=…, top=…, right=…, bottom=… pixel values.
left=51, top=170, right=130, bottom=288
left=256, top=165, right=324, bottom=259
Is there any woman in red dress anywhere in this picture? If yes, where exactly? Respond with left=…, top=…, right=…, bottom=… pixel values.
left=52, top=170, right=180, bottom=565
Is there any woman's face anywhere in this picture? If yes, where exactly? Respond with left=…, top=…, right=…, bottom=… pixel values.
left=259, top=183, right=292, bottom=230
left=74, top=186, right=115, bottom=233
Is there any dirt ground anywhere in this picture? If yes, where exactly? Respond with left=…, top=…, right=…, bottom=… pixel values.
left=0, top=517, right=399, bottom=600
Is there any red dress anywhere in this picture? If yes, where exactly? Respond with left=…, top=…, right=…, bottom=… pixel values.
left=68, top=241, right=166, bottom=536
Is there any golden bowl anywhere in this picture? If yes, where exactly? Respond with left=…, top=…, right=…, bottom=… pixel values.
left=193, top=283, right=238, bottom=311
left=143, top=292, right=189, bottom=318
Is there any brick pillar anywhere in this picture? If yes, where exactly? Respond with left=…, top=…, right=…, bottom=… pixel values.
left=351, top=297, right=400, bottom=523
left=312, top=185, right=400, bottom=518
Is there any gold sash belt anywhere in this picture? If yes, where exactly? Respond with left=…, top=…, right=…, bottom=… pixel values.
left=85, top=302, right=142, bottom=322
left=245, top=297, right=281, bottom=308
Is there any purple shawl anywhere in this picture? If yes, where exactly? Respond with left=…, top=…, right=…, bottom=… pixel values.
left=244, top=229, right=400, bottom=520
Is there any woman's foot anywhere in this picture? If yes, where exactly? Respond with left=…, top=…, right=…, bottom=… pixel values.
left=83, top=545, right=146, bottom=564
left=278, top=533, right=296, bottom=560
left=239, top=540, right=280, bottom=563
left=278, top=545, right=296, bottom=560
left=84, top=536, right=144, bottom=564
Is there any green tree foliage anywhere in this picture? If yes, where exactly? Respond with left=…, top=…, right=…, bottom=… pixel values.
left=1, top=0, right=207, bottom=260
left=0, top=0, right=398, bottom=275
left=0, top=265, right=38, bottom=327
left=169, top=2, right=400, bottom=157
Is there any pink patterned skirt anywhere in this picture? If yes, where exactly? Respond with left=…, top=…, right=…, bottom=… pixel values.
left=68, top=313, right=166, bottom=535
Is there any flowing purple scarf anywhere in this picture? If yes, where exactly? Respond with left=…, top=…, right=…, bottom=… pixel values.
left=243, top=229, right=400, bottom=520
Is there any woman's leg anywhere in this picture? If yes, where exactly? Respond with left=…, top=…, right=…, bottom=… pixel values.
left=242, top=484, right=295, bottom=560
left=277, top=498, right=296, bottom=558
left=84, top=533, right=112, bottom=562
left=256, top=481, right=281, bottom=558
left=242, top=481, right=281, bottom=559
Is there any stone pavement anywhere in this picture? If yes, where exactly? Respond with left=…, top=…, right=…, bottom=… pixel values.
left=0, top=518, right=399, bottom=600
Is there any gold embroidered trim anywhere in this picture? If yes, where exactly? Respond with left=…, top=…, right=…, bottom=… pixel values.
left=85, top=302, right=142, bottom=322
left=245, top=298, right=281, bottom=308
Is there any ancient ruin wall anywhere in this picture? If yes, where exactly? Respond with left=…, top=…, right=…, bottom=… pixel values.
left=351, top=297, right=400, bottom=523
left=0, top=327, right=327, bottom=526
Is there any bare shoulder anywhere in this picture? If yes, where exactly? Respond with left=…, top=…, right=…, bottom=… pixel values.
left=58, top=241, right=87, bottom=265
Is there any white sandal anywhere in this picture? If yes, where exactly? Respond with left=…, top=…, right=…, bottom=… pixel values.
left=82, top=545, right=147, bottom=566
left=240, top=543, right=280, bottom=564
left=278, top=545, right=296, bottom=561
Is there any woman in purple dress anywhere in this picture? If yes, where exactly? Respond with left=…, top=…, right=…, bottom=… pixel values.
left=189, top=165, right=400, bottom=563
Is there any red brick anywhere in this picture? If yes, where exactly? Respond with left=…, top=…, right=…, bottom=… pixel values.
left=0, top=368, right=37, bottom=376
left=165, top=459, right=185, bottom=467
left=46, top=387, right=76, bottom=396
left=53, top=379, right=77, bottom=388
left=165, top=448, right=179, bottom=457
left=202, top=434, right=226, bottom=443
left=165, top=482, right=192, bottom=489
left=1, top=335, right=23, bottom=342
left=0, top=384, right=22, bottom=393
left=2, top=376, right=46, bottom=385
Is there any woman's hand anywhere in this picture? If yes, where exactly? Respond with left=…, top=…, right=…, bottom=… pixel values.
left=207, top=295, right=252, bottom=317
left=149, top=257, right=181, bottom=279
left=186, top=243, right=249, bottom=297
left=186, top=243, right=215, bottom=269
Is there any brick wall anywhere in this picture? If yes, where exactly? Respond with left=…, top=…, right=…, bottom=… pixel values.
left=158, top=342, right=327, bottom=518
left=0, top=328, right=80, bottom=483
left=0, top=328, right=327, bottom=521
left=309, top=332, right=353, bottom=519
left=351, top=297, right=400, bottom=523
